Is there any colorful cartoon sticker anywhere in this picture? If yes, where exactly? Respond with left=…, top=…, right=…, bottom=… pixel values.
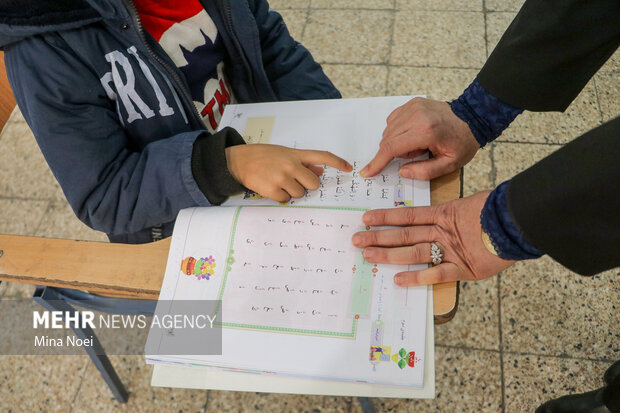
left=388, top=348, right=421, bottom=369
left=370, top=345, right=392, bottom=362
left=181, top=255, right=216, bottom=280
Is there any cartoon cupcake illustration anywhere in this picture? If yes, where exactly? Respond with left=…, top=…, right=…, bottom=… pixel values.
left=181, top=255, right=216, bottom=280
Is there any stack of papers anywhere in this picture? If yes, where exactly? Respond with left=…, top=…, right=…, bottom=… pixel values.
left=146, top=97, right=434, bottom=391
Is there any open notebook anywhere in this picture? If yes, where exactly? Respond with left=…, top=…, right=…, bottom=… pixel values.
left=146, top=96, right=432, bottom=388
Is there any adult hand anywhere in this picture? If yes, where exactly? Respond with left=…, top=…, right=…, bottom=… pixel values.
left=352, top=191, right=515, bottom=286
left=226, top=144, right=352, bottom=203
left=360, top=97, right=479, bottom=180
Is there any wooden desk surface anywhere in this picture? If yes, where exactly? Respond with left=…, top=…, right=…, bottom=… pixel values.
left=0, top=169, right=461, bottom=322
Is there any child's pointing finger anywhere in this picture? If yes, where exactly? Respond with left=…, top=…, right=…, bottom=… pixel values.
left=295, top=149, right=353, bottom=172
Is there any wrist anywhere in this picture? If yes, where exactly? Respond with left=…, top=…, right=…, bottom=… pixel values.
left=481, top=228, right=499, bottom=256
left=191, top=128, right=246, bottom=205
left=480, top=181, right=544, bottom=260
left=449, top=79, right=523, bottom=147
left=225, top=145, right=241, bottom=182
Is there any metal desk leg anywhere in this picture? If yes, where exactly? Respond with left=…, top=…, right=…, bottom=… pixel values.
left=357, top=396, right=375, bottom=413
left=33, top=286, right=129, bottom=403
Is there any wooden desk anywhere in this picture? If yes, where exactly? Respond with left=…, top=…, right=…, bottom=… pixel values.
left=0, top=169, right=461, bottom=322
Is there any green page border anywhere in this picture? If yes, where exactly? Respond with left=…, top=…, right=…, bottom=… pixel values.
left=215, top=206, right=368, bottom=338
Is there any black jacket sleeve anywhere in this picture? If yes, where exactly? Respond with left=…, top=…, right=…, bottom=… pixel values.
left=191, top=127, right=246, bottom=205
left=506, top=117, right=620, bottom=275
left=477, top=0, right=620, bottom=111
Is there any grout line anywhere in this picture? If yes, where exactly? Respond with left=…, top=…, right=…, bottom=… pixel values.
left=488, top=142, right=497, bottom=187
left=276, top=7, right=486, bottom=12
left=381, top=0, right=397, bottom=96
left=497, top=272, right=506, bottom=413
left=384, top=2, right=397, bottom=94
left=591, top=76, right=606, bottom=125
left=482, top=0, right=489, bottom=58
left=204, top=389, right=211, bottom=412
left=489, top=141, right=506, bottom=412
left=386, top=2, right=396, bottom=65
left=494, top=139, right=564, bottom=146
left=318, top=62, right=483, bottom=70
left=436, top=342, right=618, bottom=364
left=299, top=1, right=311, bottom=41
left=502, top=350, right=617, bottom=365
left=0, top=195, right=56, bottom=202
left=436, top=343, right=500, bottom=354
left=32, top=200, right=53, bottom=236
left=385, top=66, right=393, bottom=97
left=68, top=358, right=91, bottom=411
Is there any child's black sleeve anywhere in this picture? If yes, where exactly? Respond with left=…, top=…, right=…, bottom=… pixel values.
left=191, top=127, right=246, bottom=205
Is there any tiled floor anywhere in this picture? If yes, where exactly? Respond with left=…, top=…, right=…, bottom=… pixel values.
left=0, top=1, right=618, bottom=412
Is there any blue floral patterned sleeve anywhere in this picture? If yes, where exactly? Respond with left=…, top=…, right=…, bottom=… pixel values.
left=450, top=80, right=544, bottom=261
left=449, top=79, right=522, bottom=147
left=480, top=181, right=544, bottom=260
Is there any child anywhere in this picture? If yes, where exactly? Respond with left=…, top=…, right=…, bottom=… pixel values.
left=1, top=0, right=351, bottom=243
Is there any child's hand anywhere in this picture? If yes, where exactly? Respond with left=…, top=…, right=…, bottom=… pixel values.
left=225, top=144, right=352, bottom=202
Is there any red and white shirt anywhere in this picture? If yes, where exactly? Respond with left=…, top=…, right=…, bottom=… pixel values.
left=134, top=0, right=236, bottom=133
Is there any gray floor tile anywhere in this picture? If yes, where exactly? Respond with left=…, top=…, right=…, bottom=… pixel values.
left=485, top=11, right=517, bottom=56
left=0, top=355, right=88, bottom=411
left=311, top=0, right=393, bottom=9
left=72, top=355, right=208, bottom=412
left=208, top=391, right=352, bottom=412
left=435, top=277, right=499, bottom=350
left=595, top=71, right=620, bottom=123
left=501, top=257, right=620, bottom=360
left=0, top=198, right=48, bottom=236
left=396, top=0, right=482, bottom=11
left=599, top=50, right=620, bottom=73
left=7, top=106, right=26, bottom=123
left=278, top=9, right=308, bottom=41
left=360, top=347, right=502, bottom=413
left=303, top=10, right=393, bottom=64
left=493, top=142, right=558, bottom=185
left=391, top=11, right=486, bottom=68
left=387, top=67, right=478, bottom=100
left=0, top=119, right=64, bottom=201
left=499, top=81, right=602, bottom=144
left=34, top=200, right=112, bottom=243
left=485, top=0, right=525, bottom=12
left=0, top=282, right=36, bottom=299
left=269, top=0, right=310, bottom=9
left=0, top=107, right=25, bottom=136
left=463, top=144, right=493, bottom=197
left=503, top=354, right=610, bottom=413
left=322, top=65, right=388, bottom=98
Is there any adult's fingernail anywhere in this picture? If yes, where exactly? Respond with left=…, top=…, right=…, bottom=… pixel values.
left=362, top=248, right=374, bottom=259
left=352, top=233, right=363, bottom=245
left=394, top=274, right=404, bottom=285
left=360, top=166, right=369, bottom=177
left=362, top=211, right=374, bottom=225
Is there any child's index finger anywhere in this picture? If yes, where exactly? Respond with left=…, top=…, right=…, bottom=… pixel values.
left=296, top=149, right=352, bottom=172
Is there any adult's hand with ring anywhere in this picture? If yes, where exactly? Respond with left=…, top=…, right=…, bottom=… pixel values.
left=360, top=97, right=480, bottom=180
left=351, top=191, right=515, bottom=286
